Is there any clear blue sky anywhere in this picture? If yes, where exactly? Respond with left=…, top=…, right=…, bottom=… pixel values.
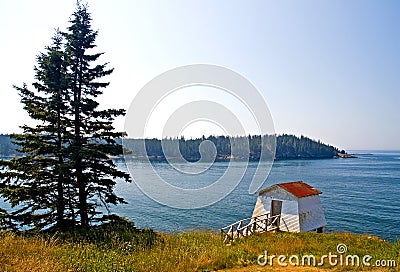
left=0, top=0, right=399, bottom=150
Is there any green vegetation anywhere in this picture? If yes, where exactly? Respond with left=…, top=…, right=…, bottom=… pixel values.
left=275, top=134, right=339, bottom=159
left=0, top=134, right=341, bottom=161
left=0, top=2, right=130, bottom=230
left=0, top=223, right=398, bottom=271
left=123, top=134, right=339, bottom=161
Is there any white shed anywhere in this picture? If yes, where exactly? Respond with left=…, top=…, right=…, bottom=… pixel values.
left=252, top=181, right=326, bottom=233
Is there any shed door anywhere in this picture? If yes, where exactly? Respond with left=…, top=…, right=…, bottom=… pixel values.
left=271, top=200, right=282, bottom=227
left=271, top=200, right=282, bottom=216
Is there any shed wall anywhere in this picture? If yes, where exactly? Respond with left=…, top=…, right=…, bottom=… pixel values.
left=298, top=195, right=327, bottom=232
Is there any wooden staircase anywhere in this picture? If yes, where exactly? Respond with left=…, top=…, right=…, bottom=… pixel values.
left=221, top=213, right=280, bottom=243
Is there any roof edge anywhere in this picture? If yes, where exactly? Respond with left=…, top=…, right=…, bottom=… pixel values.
left=258, top=181, right=322, bottom=198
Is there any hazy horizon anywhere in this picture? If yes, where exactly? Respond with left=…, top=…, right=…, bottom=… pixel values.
left=1, top=132, right=399, bottom=152
left=1, top=1, right=399, bottom=150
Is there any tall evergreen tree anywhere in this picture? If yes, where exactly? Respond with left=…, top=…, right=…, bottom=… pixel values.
left=0, top=30, right=71, bottom=229
left=0, top=2, right=130, bottom=229
left=62, top=2, right=130, bottom=226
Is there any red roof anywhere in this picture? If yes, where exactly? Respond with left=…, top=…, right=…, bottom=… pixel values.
left=260, top=181, right=322, bottom=198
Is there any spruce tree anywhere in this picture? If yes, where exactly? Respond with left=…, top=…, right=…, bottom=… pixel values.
left=0, top=2, right=131, bottom=229
left=63, top=2, right=130, bottom=227
left=0, top=31, right=71, bottom=229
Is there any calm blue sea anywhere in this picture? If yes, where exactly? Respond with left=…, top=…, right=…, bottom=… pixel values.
left=112, top=151, right=400, bottom=241
left=1, top=151, right=399, bottom=241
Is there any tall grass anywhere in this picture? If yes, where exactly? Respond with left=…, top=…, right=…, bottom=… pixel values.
left=0, top=231, right=61, bottom=271
left=0, top=225, right=399, bottom=272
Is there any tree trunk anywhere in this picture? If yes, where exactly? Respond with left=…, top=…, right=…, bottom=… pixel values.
left=56, top=69, right=65, bottom=228
left=74, top=58, right=89, bottom=227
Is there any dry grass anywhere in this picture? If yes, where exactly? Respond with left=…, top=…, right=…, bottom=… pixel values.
left=0, top=229, right=398, bottom=272
left=0, top=231, right=61, bottom=272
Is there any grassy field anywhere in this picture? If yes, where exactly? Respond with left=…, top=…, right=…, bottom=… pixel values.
left=0, top=221, right=399, bottom=271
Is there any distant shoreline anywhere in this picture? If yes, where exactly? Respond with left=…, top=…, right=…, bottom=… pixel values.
left=110, top=155, right=340, bottom=162
left=1, top=134, right=342, bottom=160
left=337, top=153, right=358, bottom=158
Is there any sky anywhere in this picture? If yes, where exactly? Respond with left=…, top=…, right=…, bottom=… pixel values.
left=0, top=0, right=399, bottom=150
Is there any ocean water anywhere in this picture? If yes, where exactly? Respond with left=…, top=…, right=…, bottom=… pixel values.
left=112, top=151, right=400, bottom=241
left=1, top=151, right=399, bottom=241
